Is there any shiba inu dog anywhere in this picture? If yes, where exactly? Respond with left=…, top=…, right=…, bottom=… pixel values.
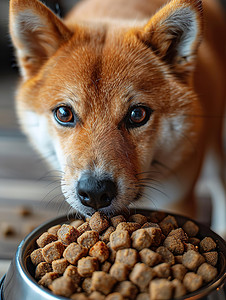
left=9, top=0, right=226, bottom=236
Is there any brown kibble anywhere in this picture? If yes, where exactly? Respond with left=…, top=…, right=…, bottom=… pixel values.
left=171, top=279, right=186, bottom=298
left=129, top=214, right=148, bottom=225
left=171, top=264, right=187, bottom=281
left=47, top=225, right=61, bottom=236
left=89, top=291, right=105, bottom=300
left=64, top=265, right=81, bottom=285
left=156, top=246, right=175, bottom=265
left=183, top=272, right=203, bottom=292
left=110, top=262, right=129, bottom=281
left=89, top=241, right=109, bottom=263
left=89, top=212, right=109, bottom=233
left=129, top=263, right=155, bottom=289
left=63, top=243, right=88, bottom=264
left=77, top=256, right=99, bottom=277
left=101, top=261, right=112, bottom=273
left=149, top=279, right=173, bottom=300
left=77, top=230, right=99, bottom=249
left=153, top=263, right=170, bottom=278
left=174, top=255, right=183, bottom=264
left=114, top=281, right=138, bottom=300
left=52, top=258, right=69, bottom=274
left=200, top=237, right=217, bottom=252
left=116, top=222, right=141, bottom=234
left=115, top=248, right=138, bottom=269
left=143, top=226, right=162, bottom=246
left=70, top=293, right=89, bottom=300
left=51, top=276, right=76, bottom=297
left=36, top=232, right=57, bottom=248
left=105, top=292, right=124, bottom=300
left=70, top=219, right=84, bottom=228
left=30, top=248, right=45, bottom=266
left=168, top=228, right=188, bottom=242
left=91, top=271, right=117, bottom=295
left=57, top=224, right=79, bottom=245
left=110, top=215, right=126, bottom=228
left=35, top=262, right=52, bottom=280
left=182, top=250, right=205, bottom=271
left=159, top=215, right=178, bottom=236
left=202, top=251, right=218, bottom=266
left=38, top=272, right=59, bottom=287
left=149, top=211, right=166, bottom=222
left=136, top=293, right=150, bottom=300
left=110, top=230, right=131, bottom=251
left=77, top=222, right=91, bottom=235
left=163, top=235, right=184, bottom=255
left=182, top=220, right=199, bottom=237
left=188, top=237, right=200, bottom=246
left=131, top=229, right=152, bottom=250
left=139, top=248, right=162, bottom=267
left=42, top=241, right=65, bottom=263
left=100, top=226, right=115, bottom=243
left=184, top=243, right=198, bottom=252
left=197, top=263, right=218, bottom=282
left=82, top=277, right=92, bottom=294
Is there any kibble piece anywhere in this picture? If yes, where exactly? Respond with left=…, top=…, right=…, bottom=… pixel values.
left=129, top=263, right=155, bottom=289
left=63, top=243, right=88, bottom=264
left=38, top=272, right=59, bottom=287
left=188, top=237, right=200, bottom=246
left=131, top=229, right=152, bottom=250
left=171, top=264, right=187, bottom=281
left=156, top=246, right=175, bottom=265
left=101, top=261, right=112, bottom=272
left=149, top=279, right=173, bottom=300
left=91, top=271, right=117, bottom=295
left=183, top=272, right=203, bottom=292
left=114, top=281, right=138, bottom=300
left=100, top=226, right=115, bottom=243
left=71, top=293, right=89, bottom=300
left=36, top=232, right=57, bottom=248
left=89, top=212, right=109, bottom=233
left=115, top=248, right=138, bottom=269
left=171, top=279, right=186, bottom=298
left=108, top=244, right=117, bottom=263
left=35, top=262, right=52, bottom=280
left=89, top=241, right=109, bottom=262
left=89, top=291, right=105, bottom=300
left=42, top=241, right=65, bottom=263
left=105, top=292, right=124, bottom=300
left=182, top=250, right=205, bottom=271
left=48, top=225, right=61, bottom=236
left=136, top=293, right=150, bottom=300
left=51, top=276, right=76, bottom=298
left=168, top=228, right=188, bottom=242
left=77, top=222, right=91, bottom=235
left=143, top=227, right=162, bottom=247
left=202, top=251, right=218, bottom=266
left=184, top=243, right=198, bottom=252
left=1, top=223, right=16, bottom=237
left=197, top=263, right=218, bottom=283
left=52, top=258, right=69, bottom=274
left=110, top=230, right=131, bottom=251
left=77, top=230, right=99, bottom=249
left=129, top=214, right=148, bottom=225
left=64, top=265, right=81, bottom=285
left=174, top=255, right=183, bottom=264
left=182, top=220, right=199, bottom=237
left=149, top=211, right=166, bottom=222
left=77, top=256, right=99, bottom=277
left=82, top=277, right=92, bottom=294
left=116, top=222, right=141, bottom=234
left=159, top=215, right=178, bottom=236
left=30, top=248, right=45, bottom=266
left=57, top=224, right=79, bottom=245
left=139, top=248, right=162, bottom=267
left=70, top=219, right=84, bottom=228
left=110, top=215, right=126, bottom=228
left=163, top=235, right=184, bottom=255
left=153, top=263, right=170, bottom=279
left=110, top=262, right=129, bottom=281
left=200, top=237, right=216, bottom=252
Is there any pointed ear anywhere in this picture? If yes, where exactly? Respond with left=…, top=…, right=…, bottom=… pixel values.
left=136, top=0, right=203, bottom=80
left=9, top=0, right=72, bottom=79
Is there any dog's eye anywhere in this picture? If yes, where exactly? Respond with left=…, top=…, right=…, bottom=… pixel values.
left=54, top=106, right=75, bottom=126
left=126, top=105, right=153, bottom=129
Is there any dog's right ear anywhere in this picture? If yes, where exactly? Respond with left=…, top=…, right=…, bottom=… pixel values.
left=9, top=0, right=72, bottom=79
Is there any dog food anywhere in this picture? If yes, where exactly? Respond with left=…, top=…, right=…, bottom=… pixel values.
left=30, top=211, right=220, bottom=299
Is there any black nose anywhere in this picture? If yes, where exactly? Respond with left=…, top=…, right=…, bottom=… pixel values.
left=77, top=174, right=117, bottom=209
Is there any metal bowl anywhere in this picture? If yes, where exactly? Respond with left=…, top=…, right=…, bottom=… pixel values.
left=1, top=209, right=226, bottom=300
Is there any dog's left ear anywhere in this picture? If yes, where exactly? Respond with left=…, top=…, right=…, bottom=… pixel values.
left=136, top=0, right=203, bottom=80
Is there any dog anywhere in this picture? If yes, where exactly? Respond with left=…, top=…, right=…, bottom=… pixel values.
left=9, top=0, right=226, bottom=237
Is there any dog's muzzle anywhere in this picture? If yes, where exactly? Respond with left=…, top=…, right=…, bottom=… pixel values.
left=77, top=173, right=118, bottom=210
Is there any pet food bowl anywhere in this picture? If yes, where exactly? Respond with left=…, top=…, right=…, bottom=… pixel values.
left=1, top=209, right=225, bottom=300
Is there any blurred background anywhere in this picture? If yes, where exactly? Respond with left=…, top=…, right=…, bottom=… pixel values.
left=0, top=0, right=225, bottom=278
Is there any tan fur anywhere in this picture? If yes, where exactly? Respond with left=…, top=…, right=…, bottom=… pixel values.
left=9, top=0, right=226, bottom=235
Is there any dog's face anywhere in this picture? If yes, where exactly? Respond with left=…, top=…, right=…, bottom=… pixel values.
left=10, top=0, right=203, bottom=216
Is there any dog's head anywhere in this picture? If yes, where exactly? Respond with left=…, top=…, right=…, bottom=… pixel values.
left=9, top=0, right=204, bottom=216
